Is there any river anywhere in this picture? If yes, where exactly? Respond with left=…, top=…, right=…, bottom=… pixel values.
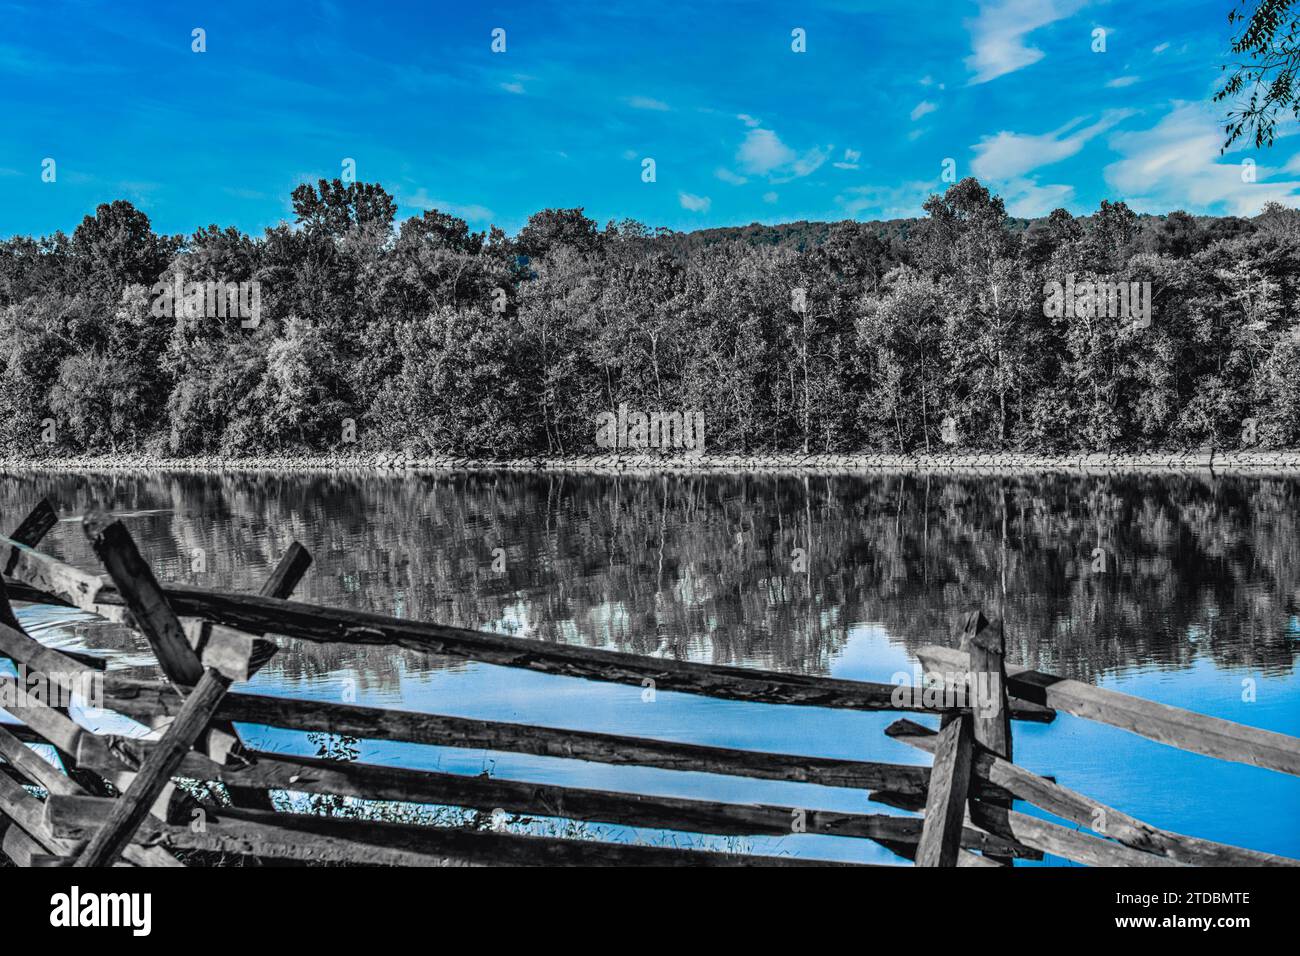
left=2, top=469, right=1297, bottom=863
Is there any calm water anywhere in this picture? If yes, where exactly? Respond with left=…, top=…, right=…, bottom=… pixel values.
left=2, top=470, right=1298, bottom=864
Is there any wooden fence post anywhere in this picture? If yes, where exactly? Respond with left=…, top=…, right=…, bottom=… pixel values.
left=6, top=498, right=58, bottom=560
left=0, top=575, right=24, bottom=639
left=959, top=610, right=1013, bottom=864
left=915, top=713, right=974, bottom=867
left=965, top=616, right=1012, bottom=764
left=75, top=668, right=233, bottom=867
left=84, top=512, right=205, bottom=685
left=260, top=543, right=313, bottom=602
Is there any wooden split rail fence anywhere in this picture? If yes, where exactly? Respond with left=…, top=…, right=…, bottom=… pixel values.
left=0, top=498, right=1296, bottom=867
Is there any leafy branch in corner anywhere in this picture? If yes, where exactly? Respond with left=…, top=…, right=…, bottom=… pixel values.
left=1217, top=0, right=1300, bottom=149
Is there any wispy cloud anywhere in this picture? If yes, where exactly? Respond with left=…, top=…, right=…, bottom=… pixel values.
left=499, top=81, right=525, bottom=95
left=998, top=178, right=1075, bottom=216
left=715, top=167, right=748, bottom=185
left=1104, top=103, right=1300, bottom=215
left=627, top=95, right=669, bottom=111
left=222, top=186, right=268, bottom=200
left=911, top=100, right=938, bottom=121
left=787, top=147, right=829, bottom=180
left=397, top=188, right=493, bottom=222
left=1106, top=76, right=1139, bottom=88
left=737, top=126, right=828, bottom=181
left=833, top=148, right=862, bottom=170
left=965, top=0, right=1083, bottom=85
left=837, top=181, right=934, bottom=220
left=738, top=129, right=795, bottom=173
left=972, top=109, right=1133, bottom=180
left=679, top=191, right=712, bottom=212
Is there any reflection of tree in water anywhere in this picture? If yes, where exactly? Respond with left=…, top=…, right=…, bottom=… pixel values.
left=0, top=471, right=1295, bottom=693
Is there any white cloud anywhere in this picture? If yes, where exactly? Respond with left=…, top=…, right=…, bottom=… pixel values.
left=972, top=110, right=1133, bottom=180
left=738, top=128, right=797, bottom=173
left=1106, top=75, right=1139, bottom=88
left=715, top=167, right=748, bottom=185
left=911, top=100, right=938, bottom=121
left=500, top=81, right=525, bottom=94
left=763, top=191, right=778, bottom=203
left=837, top=181, right=934, bottom=219
left=788, top=147, right=829, bottom=179
left=399, top=188, right=493, bottom=222
left=679, top=192, right=712, bottom=212
left=737, top=113, right=762, bottom=127
left=1104, top=102, right=1300, bottom=215
left=965, top=0, right=1083, bottom=85
left=628, top=96, right=670, bottom=111
left=1152, top=41, right=1170, bottom=54
left=999, top=179, right=1075, bottom=216
left=834, top=147, right=862, bottom=170
left=736, top=124, right=829, bottom=181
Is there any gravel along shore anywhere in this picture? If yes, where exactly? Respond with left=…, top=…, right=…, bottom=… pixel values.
left=4, top=450, right=1300, bottom=476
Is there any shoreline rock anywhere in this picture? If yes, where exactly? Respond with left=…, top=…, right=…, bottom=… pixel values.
left=3, top=450, right=1300, bottom=477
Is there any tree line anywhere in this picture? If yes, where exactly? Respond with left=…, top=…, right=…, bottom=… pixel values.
left=2, top=177, right=1299, bottom=458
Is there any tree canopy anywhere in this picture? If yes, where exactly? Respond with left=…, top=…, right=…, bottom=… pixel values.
left=2, top=180, right=1298, bottom=458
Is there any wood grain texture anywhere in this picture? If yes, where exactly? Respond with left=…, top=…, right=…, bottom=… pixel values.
left=48, top=796, right=874, bottom=867
left=914, top=713, right=974, bottom=867
left=82, top=513, right=203, bottom=686
left=259, top=543, right=312, bottom=600
left=142, top=584, right=1053, bottom=718
left=75, top=738, right=1030, bottom=857
left=887, top=718, right=1297, bottom=867
left=96, top=674, right=939, bottom=795
left=75, top=668, right=231, bottom=867
left=917, top=644, right=1300, bottom=776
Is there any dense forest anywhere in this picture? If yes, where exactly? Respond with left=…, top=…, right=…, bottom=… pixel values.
left=2, top=177, right=1299, bottom=459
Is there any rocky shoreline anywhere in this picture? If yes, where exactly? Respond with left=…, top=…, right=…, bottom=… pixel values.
left=4, top=449, right=1300, bottom=476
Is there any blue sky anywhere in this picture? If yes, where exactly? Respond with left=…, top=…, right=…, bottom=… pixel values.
left=3, top=0, right=1298, bottom=239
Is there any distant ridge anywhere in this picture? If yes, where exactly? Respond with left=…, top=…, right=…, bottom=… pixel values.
left=667, top=211, right=1259, bottom=251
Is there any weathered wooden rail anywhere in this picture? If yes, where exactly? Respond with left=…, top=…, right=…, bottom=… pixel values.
left=0, top=499, right=1295, bottom=867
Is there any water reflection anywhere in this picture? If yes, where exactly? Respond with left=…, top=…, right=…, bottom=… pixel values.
left=0, top=470, right=1296, bottom=690
left=2, top=469, right=1298, bottom=863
